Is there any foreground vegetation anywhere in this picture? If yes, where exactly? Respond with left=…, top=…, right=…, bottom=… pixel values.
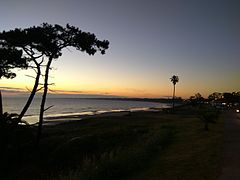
left=0, top=105, right=224, bottom=180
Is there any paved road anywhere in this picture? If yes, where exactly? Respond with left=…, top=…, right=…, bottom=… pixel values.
left=218, top=111, right=240, bottom=180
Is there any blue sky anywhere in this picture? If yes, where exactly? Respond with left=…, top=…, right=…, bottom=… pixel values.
left=0, top=0, right=239, bottom=98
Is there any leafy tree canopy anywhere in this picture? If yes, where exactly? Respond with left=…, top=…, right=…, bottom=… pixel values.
left=170, top=75, right=179, bottom=85
left=0, top=48, right=28, bottom=79
left=0, top=23, right=109, bottom=60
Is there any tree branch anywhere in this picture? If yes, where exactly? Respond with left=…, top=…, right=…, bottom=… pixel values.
left=44, top=105, right=54, bottom=112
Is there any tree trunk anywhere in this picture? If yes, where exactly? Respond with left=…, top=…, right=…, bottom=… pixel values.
left=0, top=90, right=3, bottom=115
left=172, top=84, right=175, bottom=110
left=18, top=64, right=41, bottom=120
left=36, top=57, right=53, bottom=145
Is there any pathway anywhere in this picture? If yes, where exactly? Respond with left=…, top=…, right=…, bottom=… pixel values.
left=218, top=110, right=240, bottom=180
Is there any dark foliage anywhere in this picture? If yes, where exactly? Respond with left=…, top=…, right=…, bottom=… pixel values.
left=0, top=48, right=28, bottom=78
left=0, top=112, right=29, bottom=127
left=189, top=93, right=205, bottom=106
left=208, top=92, right=240, bottom=104
left=0, top=112, right=34, bottom=178
left=0, top=23, right=109, bottom=59
left=0, top=112, right=29, bottom=150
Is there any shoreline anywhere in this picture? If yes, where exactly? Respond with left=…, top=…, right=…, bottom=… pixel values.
left=29, top=107, right=165, bottom=126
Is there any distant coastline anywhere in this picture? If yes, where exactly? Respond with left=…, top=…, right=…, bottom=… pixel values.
left=3, top=94, right=183, bottom=104
left=80, top=97, right=183, bottom=104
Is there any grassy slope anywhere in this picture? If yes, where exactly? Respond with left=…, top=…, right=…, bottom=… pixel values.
left=3, top=105, right=224, bottom=180
left=134, top=111, right=224, bottom=180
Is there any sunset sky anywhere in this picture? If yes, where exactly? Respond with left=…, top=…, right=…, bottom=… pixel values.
left=0, top=0, right=239, bottom=98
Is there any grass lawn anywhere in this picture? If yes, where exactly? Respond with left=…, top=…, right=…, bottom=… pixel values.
left=1, top=105, right=224, bottom=180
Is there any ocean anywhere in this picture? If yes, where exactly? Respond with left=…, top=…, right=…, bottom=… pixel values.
left=2, top=97, right=171, bottom=124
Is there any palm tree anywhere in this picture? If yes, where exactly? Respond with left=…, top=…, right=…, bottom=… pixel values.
left=170, top=75, right=179, bottom=110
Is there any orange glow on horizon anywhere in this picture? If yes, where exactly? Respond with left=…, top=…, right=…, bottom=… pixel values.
left=1, top=68, right=238, bottom=99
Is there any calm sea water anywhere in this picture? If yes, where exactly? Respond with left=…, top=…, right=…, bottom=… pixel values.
left=2, top=97, right=170, bottom=124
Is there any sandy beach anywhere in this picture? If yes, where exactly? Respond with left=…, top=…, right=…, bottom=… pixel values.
left=34, top=107, right=164, bottom=126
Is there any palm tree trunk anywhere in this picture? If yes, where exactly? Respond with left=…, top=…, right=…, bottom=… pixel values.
left=36, top=57, right=53, bottom=145
left=172, top=84, right=175, bottom=110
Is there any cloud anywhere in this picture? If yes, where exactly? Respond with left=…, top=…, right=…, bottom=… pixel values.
left=0, top=86, right=26, bottom=93
left=47, top=89, right=122, bottom=98
left=0, top=87, right=121, bottom=98
left=49, top=89, right=84, bottom=94
left=0, top=86, right=24, bottom=90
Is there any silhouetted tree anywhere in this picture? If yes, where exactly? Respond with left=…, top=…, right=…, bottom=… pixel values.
left=208, top=92, right=222, bottom=101
left=1, top=23, right=109, bottom=144
left=208, top=91, right=240, bottom=105
left=223, top=92, right=235, bottom=104
left=195, top=93, right=204, bottom=101
left=0, top=28, right=44, bottom=121
left=0, top=47, right=29, bottom=117
left=232, top=91, right=240, bottom=104
left=189, top=93, right=204, bottom=106
left=37, top=24, right=109, bottom=144
left=170, top=75, right=179, bottom=110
